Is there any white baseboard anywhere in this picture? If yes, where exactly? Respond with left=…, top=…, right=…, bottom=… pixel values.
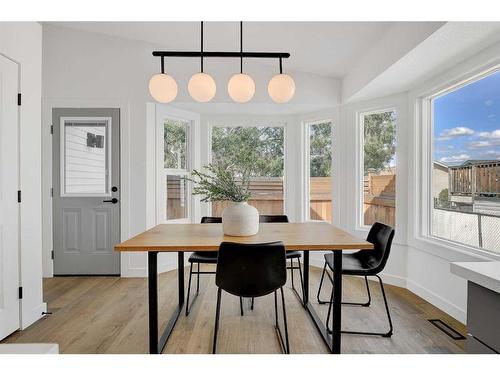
left=407, top=279, right=466, bottom=324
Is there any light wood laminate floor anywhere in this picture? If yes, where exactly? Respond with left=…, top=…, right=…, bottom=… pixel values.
left=3, top=266, right=466, bottom=354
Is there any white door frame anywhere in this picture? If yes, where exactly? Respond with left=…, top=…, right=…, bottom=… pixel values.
left=41, top=99, right=131, bottom=277
left=0, top=52, right=21, bottom=339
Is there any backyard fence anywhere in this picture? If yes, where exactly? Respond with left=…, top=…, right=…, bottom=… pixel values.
left=166, top=174, right=396, bottom=225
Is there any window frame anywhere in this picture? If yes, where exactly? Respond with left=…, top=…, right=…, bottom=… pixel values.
left=421, top=65, right=500, bottom=256
left=206, top=121, right=288, bottom=217
left=357, top=107, right=397, bottom=231
left=59, top=116, right=112, bottom=198
left=302, top=118, right=333, bottom=222
left=156, top=106, right=200, bottom=225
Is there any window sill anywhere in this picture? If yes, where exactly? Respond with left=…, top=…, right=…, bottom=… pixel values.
left=410, top=234, right=500, bottom=262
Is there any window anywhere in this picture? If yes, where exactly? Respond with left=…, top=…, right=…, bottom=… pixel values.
left=361, top=110, right=396, bottom=227
left=431, top=70, right=500, bottom=254
left=60, top=118, right=111, bottom=196
left=164, top=119, right=190, bottom=222
left=306, top=120, right=332, bottom=221
left=210, top=125, right=285, bottom=216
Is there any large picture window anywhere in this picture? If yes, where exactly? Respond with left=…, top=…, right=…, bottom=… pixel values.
left=164, top=119, right=190, bottom=222
left=361, top=110, right=396, bottom=227
left=306, top=120, right=332, bottom=221
left=431, top=69, right=500, bottom=254
left=210, top=125, right=285, bottom=216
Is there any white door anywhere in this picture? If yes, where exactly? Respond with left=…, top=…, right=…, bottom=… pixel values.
left=0, top=55, right=20, bottom=340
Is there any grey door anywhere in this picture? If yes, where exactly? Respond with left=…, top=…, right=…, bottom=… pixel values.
left=52, top=108, right=120, bottom=275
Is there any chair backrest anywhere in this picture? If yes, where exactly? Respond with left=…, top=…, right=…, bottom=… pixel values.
left=259, top=215, right=289, bottom=223
left=201, top=216, right=222, bottom=224
left=355, top=222, right=395, bottom=274
left=216, top=241, right=287, bottom=298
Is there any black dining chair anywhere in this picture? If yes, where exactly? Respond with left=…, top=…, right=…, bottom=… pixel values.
left=316, top=222, right=395, bottom=337
left=259, top=215, right=304, bottom=305
left=185, top=216, right=245, bottom=316
left=212, top=241, right=290, bottom=354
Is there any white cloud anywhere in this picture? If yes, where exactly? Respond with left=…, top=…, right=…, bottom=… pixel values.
left=438, top=126, right=474, bottom=140
left=485, top=99, right=494, bottom=107
left=478, top=129, right=500, bottom=139
left=440, top=154, right=470, bottom=163
left=488, top=114, right=496, bottom=119
left=469, top=140, right=494, bottom=148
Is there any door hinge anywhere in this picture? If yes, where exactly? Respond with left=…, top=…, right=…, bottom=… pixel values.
left=18, top=287, right=23, bottom=300
left=51, top=187, right=53, bottom=197
left=51, top=250, right=55, bottom=260
left=17, top=190, right=21, bottom=203
left=50, top=125, right=54, bottom=134
left=17, top=93, right=21, bottom=106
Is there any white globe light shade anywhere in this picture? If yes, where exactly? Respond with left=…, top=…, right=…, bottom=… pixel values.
left=188, top=72, right=217, bottom=102
left=268, top=73, right=295, bottom=103
left=227, top=73, right=255, bottom=103
left=148, top=73, right=178, bottom=103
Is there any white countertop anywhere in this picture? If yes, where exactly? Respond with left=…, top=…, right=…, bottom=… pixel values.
left=451, top=261, right=500, bottom=294
left=0, top=343, right=59, bottom=354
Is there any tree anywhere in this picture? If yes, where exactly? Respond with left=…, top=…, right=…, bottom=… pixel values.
left=309, top=122, right=332, bottom=177
left=364, top=112, right=396, bottom=174
left=211, top=126, right=284, bottom=177
left=164, top=120, right=187, bottom=169
left=438, top=188, right=449, bottom=203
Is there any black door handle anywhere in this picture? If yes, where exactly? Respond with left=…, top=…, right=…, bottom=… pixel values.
left=103, top=198, right=118, bottom=204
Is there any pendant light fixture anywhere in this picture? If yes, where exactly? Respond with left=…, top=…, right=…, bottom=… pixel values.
left=268, top=56, right=295, bottom=103
left=150, top=22, right=293, bottom=104
left=188, top=22, right=217, bottom=102
left=227, top=22, right=255, bottom=103
left=148, top=56, right=178, bottom=103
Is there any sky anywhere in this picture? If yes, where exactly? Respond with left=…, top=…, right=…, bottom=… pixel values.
left=434, top=70, right=500, bottom=165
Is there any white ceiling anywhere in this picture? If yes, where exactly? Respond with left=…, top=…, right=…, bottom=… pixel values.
left=48, top=21, right=395, bottom=77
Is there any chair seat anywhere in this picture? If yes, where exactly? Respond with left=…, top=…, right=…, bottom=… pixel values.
left=188, top=251, right=218, bottom=264
left=324, top=252, right=378, bottom=276
left=286, top=250, right=301, bottom=259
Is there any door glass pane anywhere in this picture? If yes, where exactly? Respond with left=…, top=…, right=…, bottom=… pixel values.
left=164, top=119, right=188, bottom=169
left=166, top=175, right=188, bottom=220
left=362, top=111, right=396, bottom=227
left=211, top=126, right=285, bottom=216
left=62, top=120, right=109, bottom=195
left=309, top=121, right=332, bottom=221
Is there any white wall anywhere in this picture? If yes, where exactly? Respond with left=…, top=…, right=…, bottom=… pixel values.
left=41, top=24, right=341, bottom=277
left=0, top=22, right=44, bottom=328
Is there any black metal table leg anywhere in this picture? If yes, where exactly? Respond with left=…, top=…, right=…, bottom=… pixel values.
left=148, top=252, right=159, bottom=354
left=303, top=250, right=343, bottom=354
left=147, top=251, right=185, bottom=354
left=331, top=251, right=342, bottom=354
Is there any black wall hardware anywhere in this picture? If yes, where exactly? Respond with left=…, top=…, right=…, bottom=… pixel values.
left=17, top=190, right=21, bottom=203
left=428, top=319, right=466, bottom=340
left=17, top=93, right=21, bottom=106
left=18, top=287, right=23, bottom=300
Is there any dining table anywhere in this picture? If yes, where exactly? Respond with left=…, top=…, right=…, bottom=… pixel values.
left=114, top=222, right=374, bottom=354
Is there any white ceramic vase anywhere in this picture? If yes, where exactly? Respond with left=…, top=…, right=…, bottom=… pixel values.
left=222, top=202, right=259, bottom=236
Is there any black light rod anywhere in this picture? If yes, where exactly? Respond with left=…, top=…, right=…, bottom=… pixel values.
left=152, top=51, right=290, bottom=59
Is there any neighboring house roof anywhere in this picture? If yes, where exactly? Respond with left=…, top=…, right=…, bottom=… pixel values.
left=433, top=161, right=449, bottom=169
left=449, top=160, right=500, bottom=169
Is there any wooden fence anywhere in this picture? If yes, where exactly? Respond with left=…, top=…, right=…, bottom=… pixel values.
left=450, top=162, right=500, bottom=196
left=363, top=173, right=395, bottom=226
left=166, top=174, right=395, bottom=225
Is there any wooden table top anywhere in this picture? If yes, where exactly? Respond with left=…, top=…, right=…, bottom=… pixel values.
left=115, top=222, right=373, bottom=252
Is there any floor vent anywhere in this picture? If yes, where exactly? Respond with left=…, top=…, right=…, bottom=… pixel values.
left=428, top=319, right=466, bottom=340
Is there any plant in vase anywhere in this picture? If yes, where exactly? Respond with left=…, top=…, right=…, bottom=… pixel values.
left=185, top=163, right=259, bottom=236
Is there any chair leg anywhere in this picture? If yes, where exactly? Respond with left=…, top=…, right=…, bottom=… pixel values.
left=280, top=287, right=290, bottom=354
left=338, top=275, right=393, bottom=337
left=212, top=287, right=222, bottom=354
left=251, top=297, right=254, bottom=310
left=239, top=297, right=244, bottom=316
left=290, top=259, right=295, bottom=288
left=316, top=261, right=330, bottom=304
left=196, top=262, right=200, bottom=294
left=297, top=257, right=305, bottom=303
left=185, top=263, right=194, bottom=316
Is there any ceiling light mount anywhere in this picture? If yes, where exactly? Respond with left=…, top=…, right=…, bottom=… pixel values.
left=149, top=21, right=293, bottom=103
